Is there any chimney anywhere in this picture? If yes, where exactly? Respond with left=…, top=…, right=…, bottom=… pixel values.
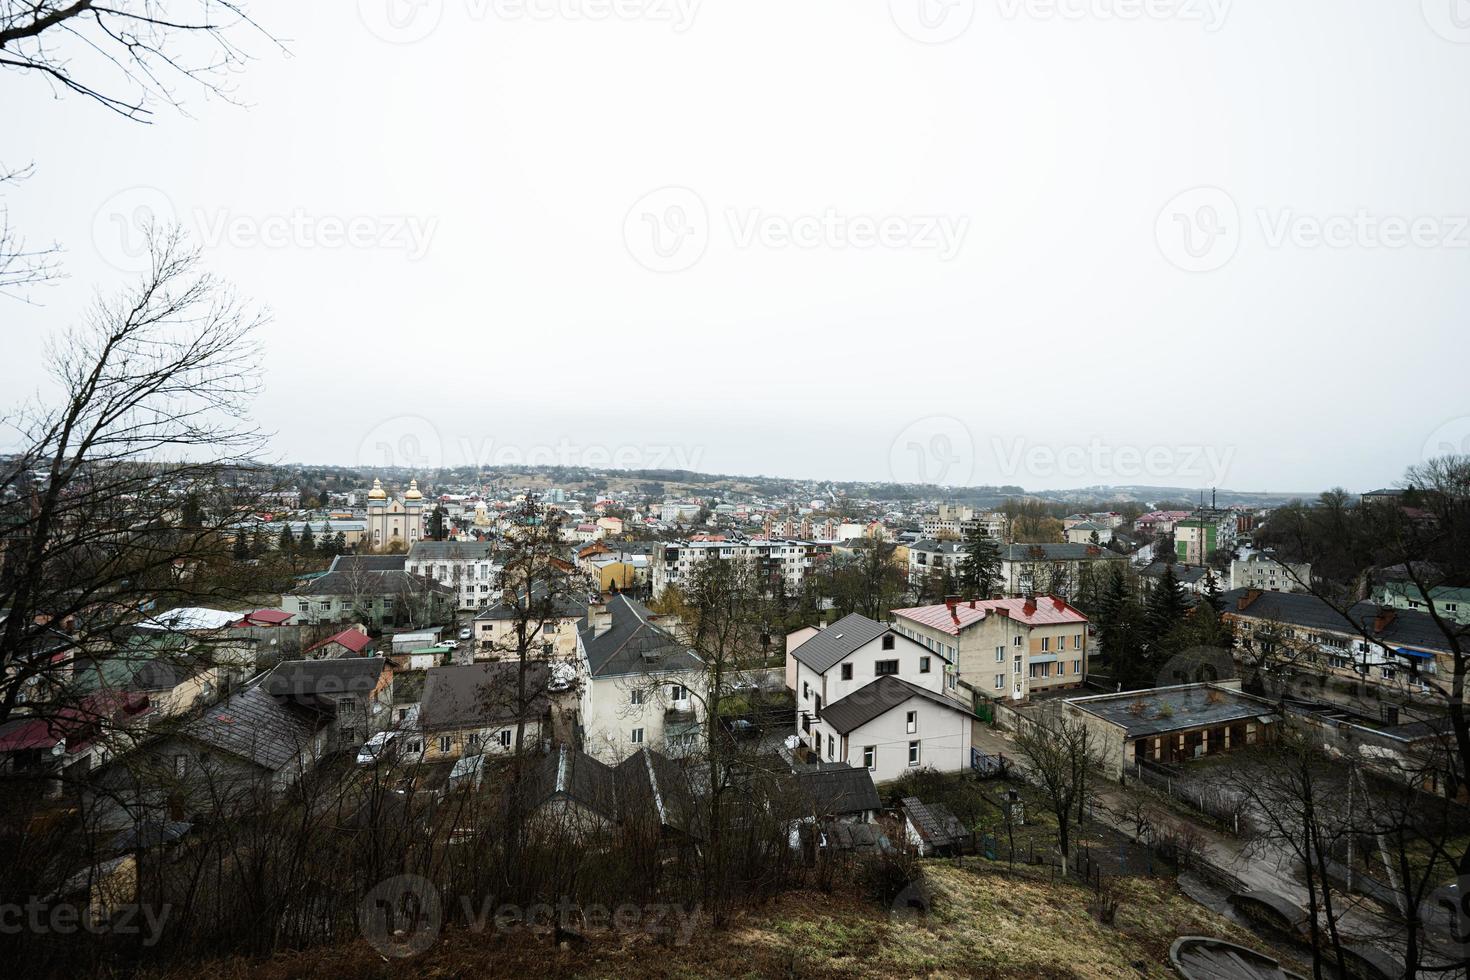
left=1052, top=596, right=1065, bottom=610
left=1023, top=597, right=1037, bottom=617
left=1237, top=589, right=1262, bottom=612
left=944, top=595, right=960, bottom=612
left=968, top=599, right=976, bottom=609
left=1373, top=607, right=1397, bottom=633
left=589, top=602, right=612, bottom=638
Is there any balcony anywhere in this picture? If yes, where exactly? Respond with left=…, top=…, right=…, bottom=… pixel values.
left=665, top=704, right=696, bottom=725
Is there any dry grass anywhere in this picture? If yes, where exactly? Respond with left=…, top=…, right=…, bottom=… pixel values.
left=141, top=860, right=1304, bottom=980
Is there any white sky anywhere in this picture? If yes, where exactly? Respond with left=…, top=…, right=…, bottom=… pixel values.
left=6, top=0, right=1470, bottom=492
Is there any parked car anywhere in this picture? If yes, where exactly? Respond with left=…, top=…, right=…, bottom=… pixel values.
left=356, top=730, right=399, bottom=767
left=458, top=627, right=472, bottom=640
left=723, top=717, right=761, bottom=740
left=548, top=662, right=577, bottom=693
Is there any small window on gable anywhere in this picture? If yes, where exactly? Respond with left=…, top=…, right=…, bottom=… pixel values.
left=841, top=663, right=853, bottom=681
left=882, top=634, right=895, bottom=650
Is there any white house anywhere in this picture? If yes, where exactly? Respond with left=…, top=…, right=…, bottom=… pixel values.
left=575, top=595, right=707, bottom=763
left=806, top=675, right=974, bottom=784
left=791, top=613, right=954, bottom=741
left=405, top=540, right=499, bottom=610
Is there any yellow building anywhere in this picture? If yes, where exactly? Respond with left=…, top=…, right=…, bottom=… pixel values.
left=365, top=477, right=426, bottom=550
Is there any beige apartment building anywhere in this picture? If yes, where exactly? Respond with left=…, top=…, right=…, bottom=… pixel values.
left=892, top=596, right=1089, bottom=704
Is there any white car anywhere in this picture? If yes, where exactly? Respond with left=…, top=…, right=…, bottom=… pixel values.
left=548, top=662, right=577, bottom=693
left=356, top=730, right=398, bottom=767
left=458, top=627, right=472, bottom=641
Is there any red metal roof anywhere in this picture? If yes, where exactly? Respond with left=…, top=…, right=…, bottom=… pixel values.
left=235, top=609, right=294, bottom=627
left=893, top=597, right=1088, bottom=635
left=305, top=628, right=372, bottom=655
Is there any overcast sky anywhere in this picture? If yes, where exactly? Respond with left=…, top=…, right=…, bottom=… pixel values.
left=6, top=0, right=1469, bottom=493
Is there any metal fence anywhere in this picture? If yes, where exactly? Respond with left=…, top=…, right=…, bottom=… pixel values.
left=1133, top=759, right=1250, bottom=836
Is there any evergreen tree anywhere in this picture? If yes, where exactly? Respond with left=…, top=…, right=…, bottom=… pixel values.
left=319, top=519, right=334, bottom=553
left=299, top=521, right=316, bottom=553
left=1093, top=564, right=1150, bottom=687
left=1144, top=563, right=1191, bottom=661
left=959, top=525, right=1002, bottom=599
left=231, top=531, right=249, bottom=560
left=278, top=522, right=296, bottom=553
left=428, top=504, right=446, bottom=541
left=332, top=531, right=347, bottom=555
left=250, top=525, right=267, bottom=558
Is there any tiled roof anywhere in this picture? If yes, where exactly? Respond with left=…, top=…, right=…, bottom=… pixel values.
left=893, top=597, right=1088, bottom=636
left=1221, top=588, right=1458, bottom=652
left=260, top=657, right=388, bottom=699
left=792, top=763, right=881, bottom=816
left=407, top=540, right=494, bottom=560
left=903, top=797, right=968, bottom=847
left=419, top=662, right=550, bottom=731
left=185, top=686, right=328, bottom=771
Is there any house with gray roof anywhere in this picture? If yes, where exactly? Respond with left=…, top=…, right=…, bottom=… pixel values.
left=789, top=613, right=951, bottom=753
left=406, top=539, right=500, bottom=610
left=417, top=661, right=551, bottom=762
left=805, top=674, right=974, bottom=784
left=282, top=567, right=454, bottom=628
left=575, top=595, right=707, bottom=763
left=1000, top=542, right=1127, bottom=599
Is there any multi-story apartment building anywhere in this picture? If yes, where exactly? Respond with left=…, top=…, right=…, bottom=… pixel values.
left=1373, top=582, right=1470, bottom=625
left=1174, top=510, right=1238, bottom=565
left=892, top=596, right=1089, bottom=703
left=998, top=543, right=1127, bottom=599
left=907, top=539, right=967, bottom=587
left=920, top=505, right=1010, bottom=543
left=406, top=540, right=499, bottom=610
left=1132, top=510, right=1191, bottom=536
left=651, top=540, right=831, bottom=597
left=1229, top=554, right=1311, bottom=593
left=1221, top=588, right=1459, bottom=723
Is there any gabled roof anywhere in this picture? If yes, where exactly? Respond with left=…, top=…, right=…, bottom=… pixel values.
left=292, top=570, right=451, bottom=597
left=792, top=762, right=881, bottom=816
left=1221, top=588, right=1457, bottom=652
left=529, top=745, right=618, bottom=821
left=580, top=595, right=702, bottom=678
left=259, top=657, right=388, bottom=699
left=407, top=540, right=494, bottom=560
left=328, top=555, right=407, bottom=573
left=1140, top=562, right=1213, bottom=586
left=1001, top=543, right=1122, bottom=562
left=615, top=747, right=697, bottom=833
left=475, top=589, right=588, bottom=622
left=790, top=614, right=891, bottom=674
left=234, top=609, right=294, bottom=627
left=817, top=676, right=972, bottom=735
left=903, top=797, right=967, bottom=847
left=305, top=628, right=373, bottom=656
left=419, top=662, right=550, bottom=731
left=185, top=685, right=328, bottom=771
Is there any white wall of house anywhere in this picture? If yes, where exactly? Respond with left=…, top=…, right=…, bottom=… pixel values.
left=793, top=632, right=950, bottom=732
left=807, top=695, right=972, bottom=784
left=579, top=670, right=706, bottom=763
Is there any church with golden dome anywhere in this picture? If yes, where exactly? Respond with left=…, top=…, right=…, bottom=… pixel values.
left=365, top=477, right=426, bottom=549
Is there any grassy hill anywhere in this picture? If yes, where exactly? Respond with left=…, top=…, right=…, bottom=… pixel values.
left=147, top=861, right=1305, bottom=980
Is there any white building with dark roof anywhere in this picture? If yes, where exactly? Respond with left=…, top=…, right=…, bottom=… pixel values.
left=806, top=675, right=974, bottom=783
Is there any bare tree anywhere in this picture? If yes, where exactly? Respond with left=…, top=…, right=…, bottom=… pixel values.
left=0, top=228, right=267, bottom=744
left=1013, top=713, right=1100, bottom=875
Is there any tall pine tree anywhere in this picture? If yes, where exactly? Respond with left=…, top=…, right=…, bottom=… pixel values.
left=959, top=525, right=1002, bottom=599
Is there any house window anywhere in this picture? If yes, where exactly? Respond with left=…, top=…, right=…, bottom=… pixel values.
left=863, top=745, right=875, bottom=770
left=1075, top=633, right=1083, bottom=648
left=631, top=728, right=644, bottom=744
left=908, top=741, right=920, bottom=767
left=1042, top=637, right=1050, bottom=652
left=995, top=646, right=1005, bottom=663
left=827, top=734, right=834, bottom=757
left=1029, top=664, right=1039, bottom=679
left=906, top=710, right=917, bottom=734
left=995, top=673, right=1004, bottom=690
left=498, top=730, right=511, bottom=748
left=1074, top=660, right=1082, bottom=675
left=919, top=656, right=931, bottom=674
left=875, top=660, right=898, bottom=676
left=1041, top=663, right=1051, bottom=678
left=438, top=736, right=451, bottom=754
left=802, top=681, right=809, bottom=699
left=631, top=689, right=645, bottom=705
left=841, top=663, right=853, bottom=681
left=1013, top=655, right=1022, bottom=674
left=1013, top=635, right=1022, bottom=646
left=882, top=634, right=895, bottom=650
left=467, top=732, right=480, bottom=749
